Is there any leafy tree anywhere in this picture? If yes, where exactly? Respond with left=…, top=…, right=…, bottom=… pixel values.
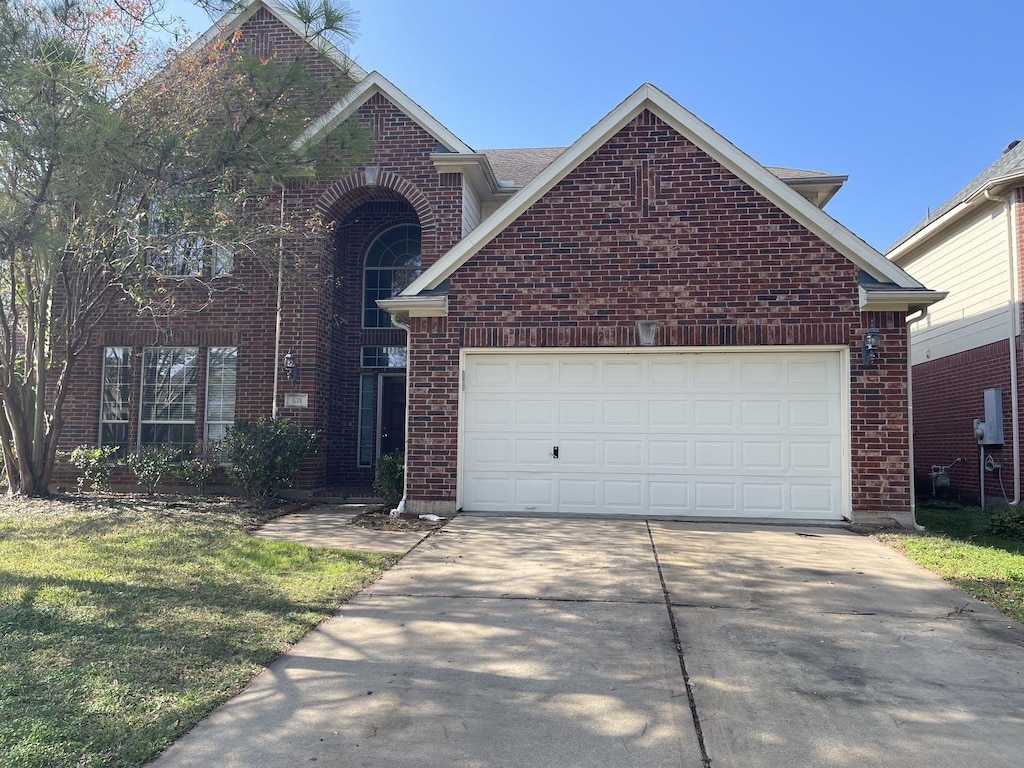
left=0, top=0, right=365, bottom=495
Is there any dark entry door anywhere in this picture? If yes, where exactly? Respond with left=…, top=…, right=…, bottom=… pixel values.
left=379, top=375, right=406, bottom=458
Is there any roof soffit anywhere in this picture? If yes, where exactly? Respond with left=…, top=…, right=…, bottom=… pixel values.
left=403, top=83, right=923, bottom=297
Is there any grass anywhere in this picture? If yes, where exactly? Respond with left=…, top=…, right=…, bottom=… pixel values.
left=873, top=501, right=1024, bottom=623
left=0, top=495, right=399, bottom=768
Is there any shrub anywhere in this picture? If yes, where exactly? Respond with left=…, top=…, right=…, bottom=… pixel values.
left=221, top=419, right=318, bottom=498
left=171, top=440, right=221, bottom=495
left=987, top=507, right=1024, bottom=541
left=125, top=445, right=181, bottom=495
left=69, top=445, right=120, bottom=492
left=374, top=450, right=405, bottom=506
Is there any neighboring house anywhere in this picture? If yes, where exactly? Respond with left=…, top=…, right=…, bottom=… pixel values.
left=888, top=141, right=1024, bottom=508
left=59, top=0, right=944, bottom=525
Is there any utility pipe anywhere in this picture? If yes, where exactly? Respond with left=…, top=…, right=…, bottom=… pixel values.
left=271, top=183, right=286, bottom=419
left=906, top=306, right=930, bottom=530
left=388, top=312, right=412, bottom=517
left=984, top=188, right=1021, bottom=506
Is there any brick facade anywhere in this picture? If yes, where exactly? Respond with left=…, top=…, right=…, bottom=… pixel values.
left=56, top=6, right=920, bottom=524
left=404, top=111, right=913, bottom=523
left=911, top=339, right=1019, bottom=502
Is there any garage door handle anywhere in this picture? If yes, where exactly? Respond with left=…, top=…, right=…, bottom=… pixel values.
left=551, top=446, right=559, bottom=459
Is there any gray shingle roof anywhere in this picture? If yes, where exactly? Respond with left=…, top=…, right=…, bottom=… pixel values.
left=891, top=139, right=1024, bottom=250
left=480, top=148, right=842, bottom=189
left=480, top=148, right=567, bottom=187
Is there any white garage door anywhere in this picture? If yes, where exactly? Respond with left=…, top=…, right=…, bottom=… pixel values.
left=460, top=350, right=846, bottom=519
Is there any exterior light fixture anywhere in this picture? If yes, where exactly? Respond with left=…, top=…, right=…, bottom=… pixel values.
left=283, top=351, right=298, bottom=382
left=862, top=326, right=880, bottom=367
left=636, top=320, right=660, bottom=347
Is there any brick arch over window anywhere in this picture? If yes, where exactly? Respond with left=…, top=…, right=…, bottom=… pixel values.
left=317, top=169, right=435, bottom=229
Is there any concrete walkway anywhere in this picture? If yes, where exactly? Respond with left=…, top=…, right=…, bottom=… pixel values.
left=151, top=514, right=1024, bottom=768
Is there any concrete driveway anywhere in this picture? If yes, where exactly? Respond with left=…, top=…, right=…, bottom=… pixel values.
left=151, top=516, right=1024, bottom=767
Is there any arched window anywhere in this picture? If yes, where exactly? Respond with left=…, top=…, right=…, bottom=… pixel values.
left=363, top=225, right=421, bottom=328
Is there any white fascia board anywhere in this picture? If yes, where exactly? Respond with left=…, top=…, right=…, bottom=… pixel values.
left=377, top=294, right=448, bottom=322
left=859, top=286, right=947, bottom=312
left=295, top=71, right=472, bottom=154
left=405, top=83, right=921, bottom=296
left=888, top=174, right=1024, bottom=265
left=431, top=153, right=517, bottom=203
left=183, top=0, right=367, bottom=79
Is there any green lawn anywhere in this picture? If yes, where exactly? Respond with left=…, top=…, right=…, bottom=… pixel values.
left=0, top=496, right=398, bottom=768
left=873, top=502, right=1024, bottom=623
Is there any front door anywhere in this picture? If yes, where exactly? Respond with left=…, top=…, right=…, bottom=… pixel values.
left=378, top=375, right=406, bottom=458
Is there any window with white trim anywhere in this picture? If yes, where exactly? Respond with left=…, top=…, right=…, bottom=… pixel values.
left=361, top=346, right=408, bottom=368
left=357, top=374, right=376, bottom=467
left=140, top=347, right=199, bottom=450
left=100, top=347, right=133, bottom=454
left=141, top=197, right=234, bottom=278
left=363, top=225, right=421, bottom=328
left=205, top=347, right=237, bottom=442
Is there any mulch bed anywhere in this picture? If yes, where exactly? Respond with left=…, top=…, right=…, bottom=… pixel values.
left=350, top=505, right=450, bottom=531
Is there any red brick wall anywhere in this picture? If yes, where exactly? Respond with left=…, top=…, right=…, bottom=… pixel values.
left=911, top=339, right=1018, bottom=501
left=406, top=110, right=912, bottom=519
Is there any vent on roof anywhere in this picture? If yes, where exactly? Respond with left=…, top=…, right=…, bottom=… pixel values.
left=1004, top=139, right=1021, bottom=154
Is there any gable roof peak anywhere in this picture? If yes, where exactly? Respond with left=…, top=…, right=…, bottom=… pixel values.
left=184, top=0, right=368, bottom=81
left=399, top=81, right=929, bottom=300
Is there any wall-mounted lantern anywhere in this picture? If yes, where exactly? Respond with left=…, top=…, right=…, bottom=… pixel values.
left=283, top=351, right=298, bottom=382
left=862, top=326, right=880, bottom=367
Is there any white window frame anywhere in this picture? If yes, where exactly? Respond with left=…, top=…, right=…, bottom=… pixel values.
left=99, top=346, right=133, bottom=453
left=204, top=347, right=237, bottom=443
left=139, top=347, right=200, bottom=450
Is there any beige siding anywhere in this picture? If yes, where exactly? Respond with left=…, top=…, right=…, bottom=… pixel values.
left=462, top=178, right=481, bottom=236
left=901, top=202, right=1011, bottom=365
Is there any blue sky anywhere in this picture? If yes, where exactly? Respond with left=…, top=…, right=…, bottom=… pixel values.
left=170, top=0, right=1024, bottom=251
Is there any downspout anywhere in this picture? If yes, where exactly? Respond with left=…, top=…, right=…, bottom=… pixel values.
left=984, top=188, right=1021, bottom=506
left=906, top=306, right=930, bottom=530
left=271, top=183, right=286, bottom=419
left=388, top=312, right=412, bottom=516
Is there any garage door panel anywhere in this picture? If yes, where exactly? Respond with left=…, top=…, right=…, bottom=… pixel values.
left=695, top=482, right=738, bottom=512
left=649, top=359, right=689, bottom=386
left=694, top=441, right=737, bottom=469
left=649, top=479, right=691, bottom=512
left=603, top=439, right=644, bottom=468
left=514, top=477, right=555, bottom=509
left=603, top=400, right=643, bottom=426
left=558, top=439, right=598, bottom=469
left=513, top=439, right=556, bottom=467
left=559, top=399, right=599, bottom=427
left=693, top=400, right=736, bottom=427
left=693, top=360, right=734, bottom=386
left=741, top=483, right=786, bottom=514
left=558, top=360, right=599, bottom=386
left=461, top=351, right=845, bottom=520
left=790, top=442, right=837, bottom=472
left=788, top=399, right=836, bottom=429
left=740, top=400, right=783, bottom=427
left=648, top=399, right=689, bottom=427
left=467, top=436, right=512, bottom=466
left=741, top=441, right=784, bottom=470
left=603, top=361, right=642, bottom=387
left=790, top=483, right=839, bottom=516
left=740, top=360, right=784, bottom=387
left=649, top=440, right=689, bottom=469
